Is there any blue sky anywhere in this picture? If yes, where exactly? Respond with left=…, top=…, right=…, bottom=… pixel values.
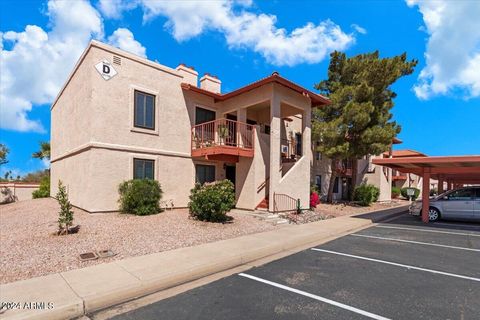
left=1, top=0, right=479, bottom=177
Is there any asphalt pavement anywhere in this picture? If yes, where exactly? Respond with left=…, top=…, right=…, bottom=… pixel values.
left=108, top=214, right=480, bottom=320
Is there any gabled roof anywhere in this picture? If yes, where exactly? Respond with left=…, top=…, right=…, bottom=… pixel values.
left=181, top=72, right=330, bottom=107
left=384, top=149, right=427, bottom=158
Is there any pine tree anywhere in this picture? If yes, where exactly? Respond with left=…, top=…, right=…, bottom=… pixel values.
left=56, top=180, right=74, bottom=235
left=314, top=51, right=417, bottom=202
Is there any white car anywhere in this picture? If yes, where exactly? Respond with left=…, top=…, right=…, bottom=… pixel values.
left=409, top=186, right=480, bottom=222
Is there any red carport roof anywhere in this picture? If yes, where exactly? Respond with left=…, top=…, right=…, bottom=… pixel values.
left=383, top=149, right=426, bottom=158
left=181, top=72, right=330, bottom=107
left=372, top=155, right=480, bottom=183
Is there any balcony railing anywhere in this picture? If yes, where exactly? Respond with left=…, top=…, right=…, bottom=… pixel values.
left=191, top=118, right=254, bottom=158
left=335, top=159, right=353, bottom=176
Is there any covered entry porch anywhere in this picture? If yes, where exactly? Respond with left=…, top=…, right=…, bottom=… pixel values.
left=373, top=155, right=480, bottom=223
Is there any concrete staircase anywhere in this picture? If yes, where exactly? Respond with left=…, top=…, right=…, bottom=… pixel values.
left=230, top=208, right=289, bottom=226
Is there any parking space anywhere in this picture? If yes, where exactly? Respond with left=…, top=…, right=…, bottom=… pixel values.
left=109, top=214, right=480, bottom=320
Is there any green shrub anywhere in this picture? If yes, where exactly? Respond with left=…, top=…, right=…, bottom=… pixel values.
left=400, top=187, right=420, bottom=200
left=57, top=180, right=74, bottom=235
left=32, top=175, right=50, bottom=199
left=118, top=179, right=163, bottom=215
left=188, top=180, right=235, bottom=222
left=353, top=184, right=380, bottom=206
left=430, top=188, right=438, bottom=196
left=391, top=186, right=401, bottom=199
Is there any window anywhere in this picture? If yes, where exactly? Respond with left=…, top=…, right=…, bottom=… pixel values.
left=264, top=125, right=271, bottom=135
left=134, top=90, right=155, bottom=130
left=195, top=107, right=216, bottom=125
left=315, top=142, right=321, bottom=160
left=475, top=188, right=480, bottom=199
left=295, top=133, right=302, bottom=156
left=315, top=175, right=321, bottom=190
left=133, top=158, right=155, bottom=179
left=333, top=177, right=339, bottom=193
left=447, top=188, right=473, bottom=200
left=195, top=164, right=215, bottom=185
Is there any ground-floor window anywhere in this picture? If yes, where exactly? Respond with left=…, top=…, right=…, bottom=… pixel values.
left=315, top=175, right=321, bottom=190
left=333, top=177, right=339, bottom=193
left=195, top=164, right=215, bottom=185
left=133, top=158, right=155, bottom=179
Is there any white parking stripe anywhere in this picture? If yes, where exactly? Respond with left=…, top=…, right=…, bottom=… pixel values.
left=375, top=225, right=480, bottom=237
left=434, top=222, right=480, bottom=229
left=350, top=234, right=480, bottom=252
left=238, top=273, right=391, bottom=320
left=311, top=248, right=480, bottom=282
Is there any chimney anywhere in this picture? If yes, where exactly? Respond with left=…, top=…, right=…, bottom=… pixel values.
left=176, top=64, right=198, bottom=86
left=200, top=73, right=221, bottom=93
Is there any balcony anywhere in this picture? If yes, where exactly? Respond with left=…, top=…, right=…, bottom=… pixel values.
left=392, top=170, right=408, bottom=181
left=191, top=118, right=255, bottom=162
left=335, top=159, right=353, bottom=176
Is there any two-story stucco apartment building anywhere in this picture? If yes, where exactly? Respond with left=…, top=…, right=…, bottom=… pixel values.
left=50, top=41, right=330, bottom=213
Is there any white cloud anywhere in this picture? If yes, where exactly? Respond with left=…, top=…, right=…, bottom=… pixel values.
left=1, top=0, right=146, bottom=132
left=407, top=0, right=480, bottom=99
left=351, top=24, right=367, bottom=35
left=108, top=28, right=146, bottom=57
left=99, top=0, right=354, bottom=66
left=98, top=0, right=137, bottom=19
left=0, top=0, right=103, bottom=132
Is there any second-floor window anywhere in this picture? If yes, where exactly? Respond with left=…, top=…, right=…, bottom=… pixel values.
left=315, top=142, right=321, bottom=160
left=134, top=90, right=155, bottom=130
left=295, top=133, right=302, bottom=156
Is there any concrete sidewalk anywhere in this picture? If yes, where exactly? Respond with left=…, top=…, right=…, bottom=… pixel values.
left=0, top=206, right=407, bottom=320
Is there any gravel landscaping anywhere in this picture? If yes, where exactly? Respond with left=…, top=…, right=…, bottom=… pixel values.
left=0, top=198, right=277, bottom=284
left=314, top=199, right=409, bottom=218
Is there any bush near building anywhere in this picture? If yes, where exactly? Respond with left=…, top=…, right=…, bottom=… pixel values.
left=118, top=179, right=163, bottom=215
left=188, top=180, right=235, bottom=223
left=353, top=184, right=380, bottom=206
left=32, top=175, right=50, bottom=199
left=400, top=187, right=420, bottom=200
left=391, top=186, right=401, bottom=199
left=310, top=192, right=320, bottom=208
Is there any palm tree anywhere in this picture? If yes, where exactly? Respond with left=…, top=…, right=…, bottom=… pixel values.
left=0, top=143, right=8, bottom=165
left=32, top=141, right=50, bottom=160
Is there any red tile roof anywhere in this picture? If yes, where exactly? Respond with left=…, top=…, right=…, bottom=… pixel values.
left=181, top=72, right=330, bottom=107
left=384, top=149, right=427, bottom=158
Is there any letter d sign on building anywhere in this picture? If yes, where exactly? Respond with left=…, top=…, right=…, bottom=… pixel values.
left=95, top=59, right=117, bottom=81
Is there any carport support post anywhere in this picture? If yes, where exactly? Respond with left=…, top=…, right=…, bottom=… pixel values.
left=421, top=168, right=431, bottom=223
left=438, top=176, right=444, bottom=194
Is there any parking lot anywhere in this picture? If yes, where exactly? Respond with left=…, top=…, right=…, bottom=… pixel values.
left=109, top=214, right=480, bottom=320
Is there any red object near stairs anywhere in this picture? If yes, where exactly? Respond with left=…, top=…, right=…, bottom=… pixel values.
left=256, top=197, right=269, bottom=210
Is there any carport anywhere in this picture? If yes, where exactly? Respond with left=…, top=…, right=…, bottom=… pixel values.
left=372, top=155, right=480, bottom=223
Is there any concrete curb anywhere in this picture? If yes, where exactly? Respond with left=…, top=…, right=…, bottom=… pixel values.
left=0, top=208, right=404, bottom=320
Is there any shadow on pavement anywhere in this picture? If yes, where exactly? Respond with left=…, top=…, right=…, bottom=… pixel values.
left=380, top=212, right=480, bottom=232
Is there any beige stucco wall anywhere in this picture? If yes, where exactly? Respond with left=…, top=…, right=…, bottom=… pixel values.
left=0, top=183, right=40, bottom=203
left=51, top=49, right=95, bottom=160
left=51, top=149, right=94, bottom=210
left=51, top=41, right=314, bottom=213
left=311, top=155, right=393, bottom=202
